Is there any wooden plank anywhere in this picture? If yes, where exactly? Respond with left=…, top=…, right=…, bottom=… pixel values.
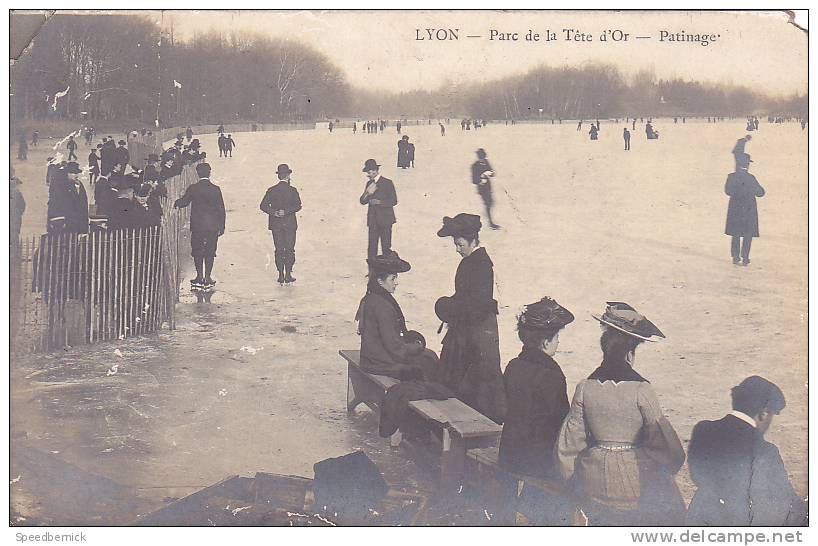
left=339, top=349, right=399, bottom=390
left=409, top=399, right=502, bottom=439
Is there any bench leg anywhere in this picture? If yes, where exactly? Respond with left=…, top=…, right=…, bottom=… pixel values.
left=439, top=429, right=467, bottom=491
left=346, top=374, right=362, bottom=412
left=390, top=430, right=403, bottom=448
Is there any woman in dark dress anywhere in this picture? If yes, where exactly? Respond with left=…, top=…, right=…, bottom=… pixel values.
left=355, top=251, right=438, bottom=380
left=397, top=135, right=410, bottom=169
left=557, top=302, right=686, bottom=525
left=499, top=296, right=574, bottom=480
left=435, top=213, right=506, bottom=424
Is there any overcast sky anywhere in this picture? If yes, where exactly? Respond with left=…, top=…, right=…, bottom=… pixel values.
left=152, top=10, right=805, bottom=97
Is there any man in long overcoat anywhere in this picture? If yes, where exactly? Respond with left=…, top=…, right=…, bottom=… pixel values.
left=687, top=376, right=806, bottom=526
left=359, top=159, right=397, bottom=258
left=259, top=163, right=302, bottom=284
left=47, top=162, right=88, bottom=234
left=725, top=153, right=765, bottom=266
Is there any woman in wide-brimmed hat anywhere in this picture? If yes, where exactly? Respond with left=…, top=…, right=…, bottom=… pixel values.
left=556, top=302, right=686, bottom=525
left=434, top=213, right=506, bottom=424
left=355, top=251, right=439, bottom=380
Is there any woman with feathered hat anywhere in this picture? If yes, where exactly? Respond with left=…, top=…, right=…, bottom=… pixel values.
left=355, top=251, right=439, bottom=380
left=556, top=302, right=686, bottom=525
left=435, top=213, right=506, bottom=424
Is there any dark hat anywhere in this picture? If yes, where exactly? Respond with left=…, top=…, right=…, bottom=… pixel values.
left=592, top=302, right=665, bottom=342
left=146, top=153, right=159, bottom=162
left=96, top=143, right=103, bottom=149
left=362, top=158, right=381, bottom=172
left=518, top=297, right=575, bottom=331
left=731, top=376, right=786, bottom=414
left=367, top=251, right=411, bottom=274
left=402, top=135, right=409, bottom=140
left=65, top=162, right=82, bottom=174
left=276, top=163, right=292, bottom=176
left=135, top=184, right=152, bottom=197
left=437, top=213, right=482, bottom=238
left=118, top=140, right=126, bottom=146
left=434, top=296, right=457, bottom=323
left=476, top=148, right=487, bottom=158
left=403, top=330, right=426, bottom=349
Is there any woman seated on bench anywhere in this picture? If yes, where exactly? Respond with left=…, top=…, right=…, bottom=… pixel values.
left=355, top=251, right=439, bottom=380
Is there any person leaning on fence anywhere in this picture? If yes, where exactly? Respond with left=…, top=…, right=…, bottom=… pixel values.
left=686, top=376, right=807, bottom=526
left=174, top=163, right=226, bottom=289
left=259, top=163, right=302, bottom=284
left=556, top=302, right=686, bottom=526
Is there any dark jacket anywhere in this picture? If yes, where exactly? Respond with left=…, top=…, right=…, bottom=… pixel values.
left=109, top=197, right=159, bottom=230
left=355, top=284, right=426, bottom=379
left=499, top=348, right=569, bottom=479
left=94, top=179, right=118, bottom=218
left=359, top=176, right=397, bottom=226
left=259, top=182, right=302, bottom=231
left=447, top=247, right=499, bottom=324
left=143, top=165, right=160, bottom=184
left=116, top=146, right=130, bottom=169
left=471, top=159, right=493, bottom=186
left=725, top=170, right=765, bottom=237
left=174, top=178, right=226, bottom=233
left=10, top=184, right=26, bottom=239
left=88, top=151, right=100, bottom=172
left=687, top=415, right=807, bottom=526
left=48, top=179, right=89, bottom=233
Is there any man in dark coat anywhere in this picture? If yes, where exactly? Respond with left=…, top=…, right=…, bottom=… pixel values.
left=115, top=140, right=130, bottom=171
left=217, top=134, right=227, bottom=157
left=725, top=153, right=765, bottom=266
left=66, top=135, right=78, bottom=161
left=499, top=297, right=574, bottom=480
left=623, top=127, right=631, bottom=150
left=435, top=213, right=507, bottom=424
left=259, top=163, right=302, bottom=284
left=687, top=376, right=807, bottom=526
left=10, top=176, right=26, bottom=243
left=93, top=176, right=118, bottom=219
left=174, top=163, right=226, bottom=288
left=88, top=145, right=101, bottom=186
left=471, top=148, right=500, bottom=230
left=47, top=162, right=88, bottom=233
left=359, top=159, right=397, bottom=259
left=223, top=134, right=236, bottom=157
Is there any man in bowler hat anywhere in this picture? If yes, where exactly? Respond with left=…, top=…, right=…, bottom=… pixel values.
left=360, top=159, right=397, bottom=258
left=174, top=163, right=226, bottom=289
left=471, top=149, right=500, bottom=229
left=687, top=376, right=806, bottom=526
left=725, top=153, right=765, bottom=266
left=260, top=164, right=302, bottom=284
left=47, top=162, right=89, bottom=234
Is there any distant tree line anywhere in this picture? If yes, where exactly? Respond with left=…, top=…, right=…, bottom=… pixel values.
left=10, top=13, right=806, bottom=127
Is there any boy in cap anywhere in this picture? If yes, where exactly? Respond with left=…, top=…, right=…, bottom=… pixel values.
left=687, top=376, right=806, bottom=526
left=435, top=213, right=506, bottom=424
left=174, top=163, right=226, bottom=289
left=471, top=148, right=500, bottom=229
left=259, top=164, right=302, bottom=284
left=360, top=159, right=397, bottom=258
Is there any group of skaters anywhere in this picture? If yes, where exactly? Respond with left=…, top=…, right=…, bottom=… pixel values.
left=460, top=118, right=486, bottom=130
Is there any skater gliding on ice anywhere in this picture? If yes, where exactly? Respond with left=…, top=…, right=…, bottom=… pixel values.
left=471, top=148, right=500, bottom=230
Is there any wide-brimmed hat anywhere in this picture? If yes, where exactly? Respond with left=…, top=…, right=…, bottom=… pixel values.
left=362, top=158, right=381, bottom=172
left=276, top=163, right=293, bottom=176
left=434, top=296, right=457, bottom=323
left=437, top=213, right=482, bottom=238
left=592, top=302, right=665, bottom=342
left=367, top=251, right=410, bottom=274
left=65, top=162, right=82, bottom=174
left=518, top=297, right=575, bottom=331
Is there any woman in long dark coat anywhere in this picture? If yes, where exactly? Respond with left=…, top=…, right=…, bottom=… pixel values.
left=557, top=302, right=686, bottom=526
left=397, top=135, right=410, bottom=169
left=499, top=296, right=574, bottom=480
left=725, top=153, right=765, bottom=266
left=355, top=252, right=438, bottom=380
left=435, top=213, right=506, bottom=424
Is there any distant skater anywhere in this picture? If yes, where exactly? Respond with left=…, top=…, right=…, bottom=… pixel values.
left=224, top=134, right=236, bottom=157
left=360, top=159, right=397, bottom=258
left=471, top=148, right=500, bottom=230
left=440, top=122, right=446, bottom=136
left=260, top=163, right=302, bottom=284
left=623, top=128, right=631, bottom=150
left=589, top=124, right=599, bottom=140
left=67, top=135, right=78, bottom=161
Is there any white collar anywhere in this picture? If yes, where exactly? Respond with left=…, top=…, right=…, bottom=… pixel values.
left=730, top=410, right=757, bottom=428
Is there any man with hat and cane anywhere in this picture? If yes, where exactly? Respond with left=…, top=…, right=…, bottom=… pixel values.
left=260, top=163, right=302, bottom=284
left=174, top=163, right=226, bottom=290
left=686, top=376, right=807, bottom=526
left=725, top=152, right=765, bottom=266
left=471, top=148, right=500, bottom=230
left=435, top=213, right=506, bottom=424
left=360, top=159, right=398, bottom=259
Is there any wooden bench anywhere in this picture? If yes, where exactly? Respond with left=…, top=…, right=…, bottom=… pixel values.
left=339, top=349, right=399, bottom=412
left=465, top=446, right=583, bottom=525
left=339, top=349, right=504, bottom=490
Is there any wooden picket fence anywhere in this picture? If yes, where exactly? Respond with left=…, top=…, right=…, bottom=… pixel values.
left=10, top=164, right=198, bottom=356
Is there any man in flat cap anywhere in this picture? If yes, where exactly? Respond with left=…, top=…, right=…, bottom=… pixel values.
left=360, top=159, right=398, bottom=259
left=435, top=213, right=506, bottom=424
left=471, top=148, right=500, bottom=230
left=174, top=163, right=226, bottom=289
left=687, top=376, right=806, bottom=526
left=260, top=164, right=302, bottom=284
